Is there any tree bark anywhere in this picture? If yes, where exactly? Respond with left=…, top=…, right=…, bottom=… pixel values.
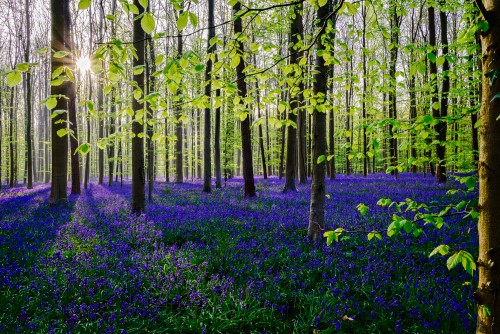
left=24, top=0, right=33, bottom=189
left=475, top=2, right=500, bottom=333
left=203, top=0, right=216, bottom=193
left=131, top=0, right=146, bottom=213
left=283, top=4, right=304, bottom=192
left=435, top=3, right=449, bottom=183
left=234, top=2, right=256, bottom=197
left=308, top=0, right=330, bottom=241
left=49, top=0, right=73, bottom=203
left=388, top=4, right=400, bottom=179
left=175, top=20, right=184, bottom=183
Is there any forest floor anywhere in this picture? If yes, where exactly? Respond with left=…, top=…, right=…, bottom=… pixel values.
left=0, top=174, right=477, bottom=333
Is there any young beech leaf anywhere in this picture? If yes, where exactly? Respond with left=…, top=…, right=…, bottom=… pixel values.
left=177, top=11, right=188, bottom=31
left=6, top=70, right=22, bottom=87
left=78, top=0, right=91, bottom=10
left=141, top=12, right=155, bottom=35
left=429, top=244, right=450, bottom=258
left=57, top=128, right=68, bottom=138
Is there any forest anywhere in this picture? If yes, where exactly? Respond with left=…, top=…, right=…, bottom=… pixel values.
left=0, top=0, right=499, bottom=333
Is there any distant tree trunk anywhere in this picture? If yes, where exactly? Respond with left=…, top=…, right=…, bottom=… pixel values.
left=435, top=4, right=449, bottom=183
left=308, top=1, right=330, bottom=241
left=203, top=0, right=216, bottom=193
left=49, top=0, right=73, bottom=203
left=361, top=3, right=368, bottom=177
left=146, top=38, right=156, bottom=200
left=345, top=60, right=353, bottom=176
left=471, top=34, right=481, bottom=169
left=175, top=22, right=184, bottom=183
left=388, top=4, right=401, bottom=179
left=256, top=85, right=268, bottom=179
left=24, top=0, right=33, bottom=189
left=428, top=4, right=439, bottom=178
left=298, top=83, right=307, bottom=183
left=0, top=87, right=2, bottom=189
left=279, top=93, right=286, bottom=180
left=283, top=3, right=303, bottom=192
left=9, top=88, right=16, bottom=188
left=234, top=2, right=256, bottom=197
left=68, top=58, right=80, bottom=195
left=475, top=1, right=500, bottom=332
left=131, top=0, right=146, bottom=213
left=214, top=87, right=222, bottom=188
left=97, top=6, right=105, bottom=186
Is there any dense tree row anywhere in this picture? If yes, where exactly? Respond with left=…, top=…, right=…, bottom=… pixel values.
left=1, top=0, right=500, bottom=332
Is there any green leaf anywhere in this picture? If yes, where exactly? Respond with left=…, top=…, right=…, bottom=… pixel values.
left=231, top=54, right=241, bottom=68
left=446, top=252, right=461, bottom=270
left=177, top=11, right=188, bottom=31
left=427, top=53, right=436, bottom=62
left=189, top=12, right=198, bottom=28
left=16, top=63, right=29, bottom=72
left=317, top=155, right=326, bottom=164
left=6, top=70, right=22, bottom=87
left=78, top=0, right=91, bottom=10
left=357, top=203, right=369, bottom=216
left=429, top=244, right=450, bottom=257
left=195, top=64, right=204, bottom=72
left=318, top=0, right=328, bottom=7
left=139, top=0, right=148, bottom=8
left=141, top=12, right=155, bottom=35
left=76, top=143, right=90, bottom=155
left=46, top=97, right=58, bottom=110
left=324, top=231, right=337, bottom=245
left=436, top=56, right=445, bottom=67
left=57, top=128, right=68, bottom=137
left=465, top=176, right=477, bottom=190
left=53, top=51, right=71, bottom=58
left=403, top=220, right=413, bottom=233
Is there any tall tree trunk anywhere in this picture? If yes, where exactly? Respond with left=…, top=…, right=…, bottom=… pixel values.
left=97, top=6, right=105, bottom=185
left=68, top=58, right=80, bottom=194
left=308, top=0, right=331, bottom=241
left=214, top=87, right=222, bottom=188
left=361, top=3, right=368, bottom=177
left=256, top=85, right=268, bottom=179
left=283, top=3, right=304, bottom=192
left=234, top=2, right=256, bottom=197
left=428, top=4, right=439, bottom=178
left=203, top=0, right=216, bottom=193
left=475, top=2, right=500, bottom=332
left=146, top=38, right=156, bottom=200
left=435, top=3, right=449, bottom=183
left=471, top=34, right=481, bottom=169
left=388, top=4, right=400, bottom=179
left=9, top=89, right=15, bottom=188
left=24, top=0, right=33, bottom=189
left=49, top=0, right=73, bottom=203
left=175, top=22, right=184, bottom=183
left=131, top=0, right=146, bottom=213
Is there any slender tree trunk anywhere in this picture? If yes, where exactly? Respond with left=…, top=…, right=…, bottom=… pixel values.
left=203, top=0, right=216, bottom=193
left=146, top=38, right=156, bottom=200
left=256, top=86, right=268, bottom=180
left=388, top=5, right=400, bottom=179
left=234, top=2, right=256, bottom=197
left=475, top=2, right=500, bottom=332
left=308, top=0, right=331, bottom=241
left=68, top=58, right=80, bottom=194
left=361, top=3, right=368, bottom=177
left=131, top=0, right=146, bottom=213
left=214, top=87, right=222, bottom=188
left=175, top=24, right=184, bottom=183
left=24, top=0, right=33, bottom=189
left=49, top=0, right=72, bottom=203
left=435, top=4, right=449, bottom=183
left=283, top=4, right=304, bottom=192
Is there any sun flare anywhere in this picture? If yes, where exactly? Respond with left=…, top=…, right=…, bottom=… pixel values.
left=76, top=56, right=91, bottom=72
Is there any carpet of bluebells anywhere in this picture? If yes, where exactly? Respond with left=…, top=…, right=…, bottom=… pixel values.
left=0, top=173, right=477, bottom=333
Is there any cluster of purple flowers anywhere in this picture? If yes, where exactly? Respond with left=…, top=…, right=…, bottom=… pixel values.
left=0, top=173, right=476, bottom=332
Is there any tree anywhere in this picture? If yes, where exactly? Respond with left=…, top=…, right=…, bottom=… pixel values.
left=49, top=0, right=73, bottom=203
left=203, top=0, right=216, bottom=193
left=308, top=0, right=334, bottom=241
left=388, top=2, right=401, bottom=179
left=131, top=0, right=146, bottom=213
left=283, top=4, right=304, bottom=193
left=435, top=3, right=449, bottom=183
left=474, top=1, right=500, bottom=332
left=24, top=0, right=33, bottom=189
left=234, top=2, right=256, bottom=198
